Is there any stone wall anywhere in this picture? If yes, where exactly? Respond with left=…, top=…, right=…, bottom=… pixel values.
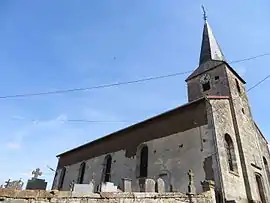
left=225, top=66, right=270, bottom=202
left=0, top=186, right=216, bottom=203
left=209, top=98, right=247, bottom=202
left=53, top=124, right=216, bottom=194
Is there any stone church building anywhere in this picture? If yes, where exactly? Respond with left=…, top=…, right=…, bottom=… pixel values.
left=52, top=19, right=270, bottom=203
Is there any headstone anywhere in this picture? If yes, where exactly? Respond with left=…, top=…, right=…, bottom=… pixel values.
left=156, top=178, right=165, bottom=193
left=138, top=178, right=146, bottom=192
left=201, top=180, right=215, bottom=192
left=73, top=183, right=94, bottom=194
left=122, top=178, right=132, bottom=192
left=187, top=169, right=196, bottom=194
left=25, top=168, right=47, bottom=190
left=201, top=180, right=216, bottom=202
left=100, top=182, right=118, bottom=192
left=26, top=179, right=47, bottom=190
left=145, top=179, right=155, bottom=192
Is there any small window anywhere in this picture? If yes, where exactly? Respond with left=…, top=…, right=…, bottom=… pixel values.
left=202, top=82, right=211, bottom=92
left=242, top=108, right=245, bottom=114
left=215, top=76, right=219, bottom=80
left=235, top=79, right=241, bottom=94
left=263, top=157, right=270, bottom=186
left=140, top=146, right=148, bottom=178
left=77, top=162, right=86, bottom=184
left=58, top=167, right=66, bottom=190
left=103, top=155, right=112, bottom=182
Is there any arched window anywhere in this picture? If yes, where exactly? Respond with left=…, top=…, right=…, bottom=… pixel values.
left=103, top=155, right=112, bottom=182
left=235, top=79, right=241, bottom=94
left=224, top=134, right=237, bottom=172
left=263, top=157, right=270, bottom=185
left=58, top=167, right=66, bottom=190
left=255, top=173, right=267, bottom=203
left=77, top=162, right=86, bottom=184
left=139, top=146, right=148, bottom=177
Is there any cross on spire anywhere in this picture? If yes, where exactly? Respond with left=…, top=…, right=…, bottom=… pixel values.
left=32, top=168, right=42, bottom=178
left=201, top=5, right=207, bottom=22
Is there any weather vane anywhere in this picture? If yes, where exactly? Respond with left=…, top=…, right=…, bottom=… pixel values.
left=201, top=5, right=207, bottom=22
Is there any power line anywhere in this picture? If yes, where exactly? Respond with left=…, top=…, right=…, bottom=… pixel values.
left=247, top=74, right=270, bottom=92
left=229, top=53, right=270, bottom=64
left=0, top=71, right=192, bottom=99
left=0, top=52, right=269, bottom=100
left=9, top=74, right=270, bottom=125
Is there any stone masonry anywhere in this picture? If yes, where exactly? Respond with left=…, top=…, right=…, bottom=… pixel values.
left=0, top=182, right=216, bottom=203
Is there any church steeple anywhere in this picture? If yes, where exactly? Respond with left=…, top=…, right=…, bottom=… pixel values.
left=199, top=21, right=225, bottom=65
left=186, top=9, right=226, bottom=82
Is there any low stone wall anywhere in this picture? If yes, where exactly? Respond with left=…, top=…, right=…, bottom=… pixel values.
left=0, top=188, right=216, bottom=203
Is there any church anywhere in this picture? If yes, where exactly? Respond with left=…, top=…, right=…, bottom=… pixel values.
left=52, top=18, right=270, bottom=203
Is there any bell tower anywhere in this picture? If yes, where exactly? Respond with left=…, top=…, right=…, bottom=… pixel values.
left=186, top=9, right=270, bottom=203
left=185, top=13, right=245, bottom=103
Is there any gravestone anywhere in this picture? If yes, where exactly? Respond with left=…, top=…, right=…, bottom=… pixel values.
left=156, top=178, right=165, bottom=193
left=100, top=182, right=118, bottom=192
left=138, top=178, right=146, bottom=192
left=145, top=179, right=155, bottom=192
left=73, top=182, right=94, bottom=194
left=25, top=168, right=47, bottom=190
left=201, top=180, right=215, bottom=192
left=122, top=178, right=132, bottom=192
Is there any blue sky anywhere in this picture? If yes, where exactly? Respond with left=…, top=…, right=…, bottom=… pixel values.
left=0, top=1, right=269, bottom=189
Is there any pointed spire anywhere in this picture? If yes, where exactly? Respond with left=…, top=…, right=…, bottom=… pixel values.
left=199, top=7, right=225, bottom=65
left=185, top=8, right=226, bottom=81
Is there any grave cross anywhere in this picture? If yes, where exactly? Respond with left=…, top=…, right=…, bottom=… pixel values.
left=187, top=169, right=196, bottom=194
left=91, top=172, right=96, bottom=182
left=4, top=179, right=11, bottom=188
left=69, top=180, right=75, bottom=191
left=32, top=168, right=42, bottom=178
left=187, top=169, right=194, bottom=184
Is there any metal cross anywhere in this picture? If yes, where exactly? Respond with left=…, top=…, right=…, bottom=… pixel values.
left=32, top=168, right=42, bottom=178
left=4, top=179, right=11, bottom=188
left=69, top=180, right=75, bottom=191
left=201, top=5, right=207, bottom=22
left=187, top=169, right=194, bottom=185
left=91, top=172, right=96, bottom=181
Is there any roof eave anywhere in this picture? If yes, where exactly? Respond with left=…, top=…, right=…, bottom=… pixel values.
left=185, top=60, right=246, bottom=84
left=56, top=97, right=206, bottom=158
left=185, top=60, right=224, bottom=82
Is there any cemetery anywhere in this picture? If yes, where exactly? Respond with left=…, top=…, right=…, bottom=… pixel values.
left=0, top=168, right=216, bottom=203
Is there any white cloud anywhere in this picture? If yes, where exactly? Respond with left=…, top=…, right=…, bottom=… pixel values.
left=6, top=142, right=21, bottom=150
left=11, top=115, right=25, bottom=120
